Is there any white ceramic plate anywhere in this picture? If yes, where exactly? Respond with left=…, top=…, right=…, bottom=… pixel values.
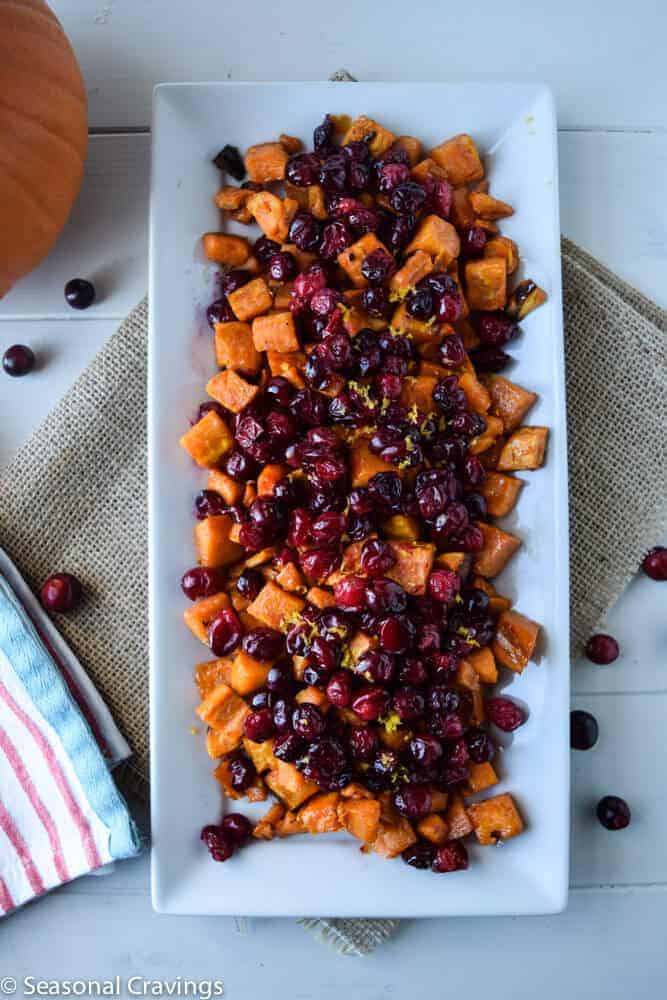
left=149, top=81, right=569, bottom=916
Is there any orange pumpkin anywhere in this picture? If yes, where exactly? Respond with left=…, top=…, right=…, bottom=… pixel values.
left=0, top=0, right=87, bottom=297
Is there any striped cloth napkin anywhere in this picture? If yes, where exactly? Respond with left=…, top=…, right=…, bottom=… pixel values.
left=0, top=549, right=141, bottom=916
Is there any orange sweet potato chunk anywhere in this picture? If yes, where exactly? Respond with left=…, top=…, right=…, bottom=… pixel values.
left=275, top=561, right=304, bottom=592
left=184, top=593, right=231, bottom=644
left=230, top=650, right=273, bottom=696
left=246, top=190, right=298, bottom=242
left=201, top=233, right=251, bottom=265
left=450, top=186, right=475, bottom=229
left=466, top=646, right=498, bottom=684
left=338, top=798, right=381, bottom=843
left=399, top=375, right=438, bottom=414
left=338, top=232, right=391, bottom=288
left=196, top=682, right=250, bottom=757
left=350, top=439, right=395, bottom=487
left=473, top=522, right=521, bottom=578
left=386, top=541, right=435, bottom=596
left=257, top=463, right=288, bottom=497
left=265, top=759, right=318, bottom=810
left=252, top=311, right=300, bottom=353
left=243, top=737, right=278, bottom=774
left=342, top=115, right=396, bottom=156
left=416, top=813, right=449, bottom=845
left=214, top=321, right=262, bottom=375
left=267, top=349, right=306, bottom=388
left=244, top=141, right=289, bottom=183
left=252, top=802, right=285, bottom=840
left=247, top=581, right=305, bottom=631
left=306, top=586, right=337, bottom=609
left=390, top=250, right=433, bottom=296
left=458, top=371, right=491, bottom=414
left=180, top=410, right=234, bottom=468
left=410, top=157, right=449, bottom=183
left=227, top=277, right=273, bottom=322
left=492, top=609, right=540, bottom=673
left=467, top=792, right=524, bottom=844
left=390, top=302, right=440, bottom=344
left=430, top=134, right=484, bottom=185
left=395, top=135, right=422, bottom=165
left=405, top=215, right=460, bottom=267
left=465, top=258, right=507, bottom=311
left=469, top=191, right=514, bottom=220
left=195, top=656, right=235, bottom=698
left=195, top=514, right=243, bottom=567
left=465, top=762, right=499, bottom=795
left=382, top=514, right=420, bottom=541
left=445, top=792, right=474, bottom=839
left=484, top=375, right=537, bottom=432
left=480, top=471, right=523, bottom=518
left=206, top=369, right=259, bottom=414
left=483, top=236, right=519, bottom=274
left=497, top=427, right=549, bottom=471
left=298, top=792, right=342, bottom=834
left=214, top=185, right=253, bottom=212
left=207, top=468, right=243, bottom=505
left=370, top=814, right=417, bottom=858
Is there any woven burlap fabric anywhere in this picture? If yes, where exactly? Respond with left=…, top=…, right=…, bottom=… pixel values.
left=0, top=243, right=665, bottom=954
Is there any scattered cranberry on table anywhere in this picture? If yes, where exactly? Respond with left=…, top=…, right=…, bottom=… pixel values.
left=570, top=710, right=599, bottom=750
left=432, top=841, right=469, bottom=873
left=596, top=795, right=631, bottom=831
left=641, top=546, right=667, bottom=581
left=64, top=277, right=96, bottom=310
left=585, top=633, right=619, bottom=665
left=40, top=573, right=82, bottom=613
left=3, top=344, right=35, bottom=377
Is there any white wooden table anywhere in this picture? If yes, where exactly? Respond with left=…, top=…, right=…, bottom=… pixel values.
left=1, top=1, right=666, bottom=992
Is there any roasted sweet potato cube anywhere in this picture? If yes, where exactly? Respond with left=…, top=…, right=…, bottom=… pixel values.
left=436, top=551, right=471, bottom=576
left=342, top=115, right=396, bottom=156
left=275, top=561, right=304, bottom=592
left=275, top=810, right=305, bottom=837
left=267, top=349, right=306, bottom=388
left=466, top=646, right=499, bottom=684
left=256, top=463, right=287, bottom=498
left=465, top=762, right=499, bottom=795
left=506, top=279, right=547, bottom=320
left=390, top=302, right=440, bottom=344
left=458, top=371, right=491, bottom=414
left=294, top=686, right=330, bottom=711
left=338, top=798, right=381, bottom=842
left=467, top=792, right=524, bottom=844
left=265, top=760, right=319, bottom=810
left=230, top=650, right=273, bottom=696
left=445, top=793, right=473, bottom=839
left=279, top=133, right=303, bottom=154
left=469, top=414, right=504, bottom=456
left=243, top=545, right=276, bottom=568
left=206, top=369, right=259, bottom=414
left=247, top=581, right=305, bottom=631
left=473, top=522, right=521, bottom=578
left=416, top=813, right=449, bottom=845
left=195, top=515, right=243, bottom=568
left=350, top=439, right=395, bottom=487
left=382, top=514, right=421, bottom=541
left=298, top=792, right=341, bottom=834
left=386, top=541, right=435, bottom=596
left=430, top=134, right=484, bottom=185
left=492, top=609, right=540, bottom=673
left=201, top=233, right=251, bottom=266
left=244, top=141, right=289, bottom=183
left=497, top=427, right=548, bottom=471
left=405, top=215, right=460, bottom=267
left=370, top=815, right=417, bottom=858
left=465, top=258, right=507, bottom=311
left=340, top=782, right=375, bottom=800
left=338, top=233, right=391, bottom=288
left=214, top=186, right=253, bottom=212
left=214, top=321, right=262, bottom=375
left=195, top=656, right=235, bottom=698
left=252, top=802, right=285, bottom=840
left=196, top=682, right=250, bottom=757
left=480, top=471, right=523, bottom=518
left=469, top=191, right=514, bottom=220
left=227, top=277, right=273, bottom=322
left=410, top=157, right=449, bottom=183
left=390, top=250, right=433, bottom=296
left=395, top=134, right=422, bottom=165
left=483, top=236, right=519, bottom=274
left=399, top=375, right=438, bottom=414
left=484, top=374, right=537, bottom=433
left=184, top=592, right=231, bottom=644
left=450, top=186, right=475, bottom=229
left=243, top=737, right=278, bottom=774
left=306, top=586, right=336, bottom=609
left=252, top=311, right=300, bottom=353
left=214, top=757, right=245, bottom=799
left=207, top=468, right=243, bottom=505
left=180, top=410, right=233, bottom=468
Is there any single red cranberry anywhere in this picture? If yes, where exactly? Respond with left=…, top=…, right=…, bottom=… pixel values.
left=486, top=696, right=526, bottom=732
left=466, top=728, right=496, bottom=763
left=394, top=783, right=432, bottom=820
left=361, top=286, right=391, bottom=318
left=641, top=547, right=667, bottom=581
left=181, top=566, right=226, bottom=600
left=406, top=286, right=436, bottom=320
left=366, top=578, right=407, bottom=615
left=596, top=795, right=631, bottom=830
left=200, top=825, right=234, bottom=862
left=206, top=297, right=236, bottom=326
left=195, top=400, right=226, bottom=423
left=221, top=813, right=252, bottom=846
left=289, top=213, right=323, bottom=253
left=438, top=332, right=466, bottom=368
left=348, top=727, right=378, bottom=761
left=379, top=615, right=415, bottom=653
left=478, top=312, right=518, bottom=347
left=228, top=754, right=256, bottom=792
left=271, top=697, right=294, bottom=731
left=310, top=511, right=346, bottom=546
left=393, top=686, right=425, bottom=722
left=402, top=840, right=436, bottom=869
left=432, top=841, right=469, bottom=873
left=285, top=152, right=321, bottom=187
left=360, top=539, right=396, bottom=577
left=220, top=270, right=251, bottom=296
left=300, top=736, right=349, bottom=789
left=570, top=710, right=599, bottom=750
left=40, top=573, right=82, bottom=613
left=376, top=373, right=403, bottom=400
left=264, top=376, right=295, bottom=409
left=585, top=634, right=619, bottom=665
left=390, top=181, right=426, bottom=214
left=273, top=732, right=305, bottom=762
left=326, top=671, right=353, bottom=707
left=208, top=608, right=242, bottom=656
left=428, top=569, right=461, bottom=604
left=253, top=236, right=281, bottom=262
left=361, top=248, right=396, bottom=285
left=266, top=663, right=293, bottom=694
left=333, top=575, right=367, bottom=611
left=460, top=225, right=488, bottom=259
left=3, top=344, right=36, bottom=377
left=300, top=547, right=340, bottom=582
left=194, top=489, right=227, bottom=520
left=65, top=278, right=96, bottom=310
left=355, top=649, right=395, bottom=684
left=243, top=708, right=275, bottom=743
left=351, top=687, right=390, bottom=722
left=469, top=347, right=511, bottom=372
left=408, top=734, right=443, bottom=766
left=236, top=568, right=264, bottom=601
left=242, top=627, right=284, bottom=661
left=268, top=250, right=298, bottom=282
left=292, top=703, right=326, bottom=740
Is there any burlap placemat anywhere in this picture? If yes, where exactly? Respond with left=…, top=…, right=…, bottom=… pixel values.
left=0, top=240, right=665, bottom=953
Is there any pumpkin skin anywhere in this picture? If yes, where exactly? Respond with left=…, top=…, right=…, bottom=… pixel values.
left=0, top=0, right=87, bottom=297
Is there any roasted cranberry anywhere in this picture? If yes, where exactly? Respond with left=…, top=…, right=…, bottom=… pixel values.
left=224, top=449, right=256, bottom=482
left=228, top=753, right=256, bottom=792
left=243, top=707, right=275, bottom=742
left=242, top=627, right=284, bottom=661
left=642, top=546, right=667, bottom=580
left=195, top=401, right=227, bottom=424
left=273, top=732, right=305, bottom=762
left=181, top=566, right=226, bottom=600
left=406, top=287, right=435, bottom=320
left=354, top=649, right=394, bottom=685
left=427, top=569, right=460, bottom=604
left=585, top=634, right=619, bottom=665
left=349, top=727, right=378, bottom=761
left=292, top=703, right=326, bottom=740
left=432, top=841, right=468, bottom=873
left=359, top=539, right=395, bottom=577
left=430, top=504, right=469, bottom=544
left=194, top=489, right=226, bottom=519
left=319, top=220, right=352, bottom=260
left=219, top=270, right=250, bottom=296
left=265, top=662, right=292, bottom=694
left=351, top=686, right=390, bottom=722
left=360, top=248, right=396, bottom=285
left=289, top=388, right=327, bottom=427
left=288, top=508, right=312, bottom=549
left=286, top=152, right=321, bottom=186
left=271, top=697, right=294, bottom=731
left=466, top=728, right=496, bottom=763
left=367, top=471, right=403, bottom=511
left=402, top=840, right=436, bottom=869
left=460, top=225, right=487, bottom=259
left=65, top=278, right=96, bottom=310
left=348, top=204, right=378, bottom=232
left=457, top=524, right=485, bottom=553
left=360, top=286, right=391, bottom=318
left=267, top=250, right=297, bottom=282
left=206, top=297, right=235, bottom=326
left=200, top=825, right=234, bottom=862
left=438, top=332, right=466, bottom=367
left=378, top=161, right=411, bottom=192
left=421, top=175, right=453, bottom=219
left=486, top=696, right=526, bottom=732
left=40, top=573, right=82, bottom=613
left=394, top=783, right=432, bottom=820
left=221, top=812, right=252, bottom=846
left=570, top=710, right=599, bottom=750
left=393, top=686, right=425, bottom=722
left=478, top=312, right=518, bottom=347
left=289, top=212, right=322, bottom=252
left=333, top=575, right=367, bottom=611
left=209, top=608, right=242, bottom=655
left=253, top=236, right=282, bottom=262
left=301, top=547, right=340, bottom=582
left=326, top=671, right=353, bottom=707
left=596, top=795, right=631, bottom=830
left=469, top=347, right=511, bottom=372
left=319, top=153, right=348, bottom=191
left=313, top=114, right=334, bottom=149
left=433, top=375, right=467, bottom=414
left=262, top=378, right=294, bottom=411
left=3, top=344, right=35, bottom=377
left=386, top=212, right=417, bottom=251
left=379, top=615, right=415, bottom=653
left=366, top=578, right=408, bottom=615
left=428, top=684, right=471, bottom=716
left=408, top=734, right=443, bottom=766
left=399, top=658, right=429, bottom=687
left=300, top=736, right=348, bottom=789
left=390, top=181, right=426, bottom=214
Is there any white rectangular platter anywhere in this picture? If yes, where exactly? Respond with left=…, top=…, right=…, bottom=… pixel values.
left=149, top=81, right=569, bottom=916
